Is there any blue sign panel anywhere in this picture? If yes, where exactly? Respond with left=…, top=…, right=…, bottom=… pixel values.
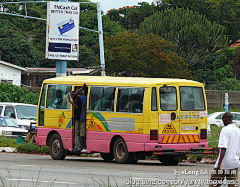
left=49, top=43, right=71, bottom=53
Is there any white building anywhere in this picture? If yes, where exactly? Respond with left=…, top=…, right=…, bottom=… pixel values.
left=0, top=60, right=27, bottom=86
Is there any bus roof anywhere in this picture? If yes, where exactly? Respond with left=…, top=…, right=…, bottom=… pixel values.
left=43, top=76, right=203, bottom=87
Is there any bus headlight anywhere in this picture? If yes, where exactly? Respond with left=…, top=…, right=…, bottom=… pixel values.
left=2, top=131, right=12, bottom=135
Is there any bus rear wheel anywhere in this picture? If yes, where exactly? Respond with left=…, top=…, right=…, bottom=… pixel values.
left=49, top=133, right=66, bottom=160
left=113, top=137, right=131, bottom=164
left=100, top=153, right=114, bottom=161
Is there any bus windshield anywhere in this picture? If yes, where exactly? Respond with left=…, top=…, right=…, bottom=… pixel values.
left=180, top=87, right=205, bottom=111
left=16, top=105, right=37, bottom=120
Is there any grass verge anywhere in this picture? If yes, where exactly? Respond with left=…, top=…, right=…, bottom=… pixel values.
left=0, top=136, right=49, bottom=154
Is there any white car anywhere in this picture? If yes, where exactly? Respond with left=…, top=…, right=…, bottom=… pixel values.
left=0, top=102, right=37, bottom=130
left=208, top=112, right=240, bottom=131
left=0, top=116, right=28, bottom=138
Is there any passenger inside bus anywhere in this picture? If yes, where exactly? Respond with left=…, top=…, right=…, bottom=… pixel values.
left=125, top=94, right=143, bottom=113
left=52, top=90, right=63, bottom=109
left=63, top=87, right=72, bottom=109
left=94, top=88, right=114, bottom=111
left=180, top=91, right=188, bottom=105
left=118, top=89, right=129, bottom=112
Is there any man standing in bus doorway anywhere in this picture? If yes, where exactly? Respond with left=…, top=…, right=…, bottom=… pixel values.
left=72, top=83, right=87, bottom=151
left=210, top=112, right=240, bottom=187
left=68, top=91, right=82, bottom=152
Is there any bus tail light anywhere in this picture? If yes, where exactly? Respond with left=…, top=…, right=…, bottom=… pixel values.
left=200, top=129, right=207, bottom=139
left=35, top=128, right=37, bottom=136
left=150, top=130, right=158, bottom=140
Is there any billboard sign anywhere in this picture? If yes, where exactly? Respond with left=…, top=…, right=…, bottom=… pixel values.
left=46, top=2, right=80, bottom=61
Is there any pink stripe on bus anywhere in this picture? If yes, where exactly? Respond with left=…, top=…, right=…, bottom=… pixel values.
left=36, top=128, right=209, bottom=153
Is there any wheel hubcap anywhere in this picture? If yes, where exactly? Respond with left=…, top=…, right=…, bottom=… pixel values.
left=116, top=142, right=125, bottom=159
left=52, top=139, right=60, bottom=155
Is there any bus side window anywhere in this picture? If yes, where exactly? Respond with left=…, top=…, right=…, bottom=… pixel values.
left=117, top=87, right=144, bottom=113
left=151, top=87, right=157, bottom=111
left=89, top=86, right=115, bottom=112
left=62, top=86, right=72, bottom=109
left=117, top=88, right=129, bottom=112
left=47, top=85, right=72, bottom=109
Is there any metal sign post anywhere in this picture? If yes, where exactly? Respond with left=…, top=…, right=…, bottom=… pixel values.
left=97, top=3, right=105, bottom=76
left=57, top=0, right=67, bottom=77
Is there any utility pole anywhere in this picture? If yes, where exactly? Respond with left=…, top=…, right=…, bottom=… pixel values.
left=56, top=0, right=68, bottom=77
left=97, top=3, right=105, bottom=76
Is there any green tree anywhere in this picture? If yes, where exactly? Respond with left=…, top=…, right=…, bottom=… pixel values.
left=213, top=46, right=240, bottom=80
left=191, top=57, right=216, bottom=88
left=106, top=2, right=160, bottom=31
left=198, top=46, right=240, bottom=89
left=140, top=7, right=228, bottom=67
left=211, top=78, right=240, bottom=91
left=161, top=0, right=240, bottom=44
left=0, top=1, right=47, bottom=67
left=102, top=32, right=192, bottom=79
left=0, top=13, right=44, bottom=67
left=0, top=82, right=39, bottom=104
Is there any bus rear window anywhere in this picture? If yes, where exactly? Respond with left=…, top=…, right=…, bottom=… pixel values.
left=160, top=86, right=177, bottom=111
left=180, top=87, right=205, bottom=111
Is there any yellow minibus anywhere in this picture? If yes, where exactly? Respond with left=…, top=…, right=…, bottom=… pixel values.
left=35, top=76, right=211, bottom=164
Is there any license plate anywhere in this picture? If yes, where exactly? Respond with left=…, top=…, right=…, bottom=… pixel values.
left=182, top=126, right=195, bottom=130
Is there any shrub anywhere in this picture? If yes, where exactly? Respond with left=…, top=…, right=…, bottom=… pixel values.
left=0, top=82, right=39, bottom=104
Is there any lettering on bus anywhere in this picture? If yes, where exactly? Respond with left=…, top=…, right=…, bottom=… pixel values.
left=159, top=114, right=171, bottom=123
left=178, top=111, right=205, bottom=121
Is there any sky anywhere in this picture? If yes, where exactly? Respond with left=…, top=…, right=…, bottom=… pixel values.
left=91, top=0, right=154, bottom=13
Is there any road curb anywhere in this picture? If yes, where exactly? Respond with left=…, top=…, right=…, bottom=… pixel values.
left=0, top=147, right=17, bottom=153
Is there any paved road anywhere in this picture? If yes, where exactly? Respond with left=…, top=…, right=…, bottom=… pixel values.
left=0, top=153, right=231, bottom=187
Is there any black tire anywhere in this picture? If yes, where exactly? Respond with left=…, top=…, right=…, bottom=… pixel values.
left=100, top=153, right=114, bottom=161
left=113, top=137, right=131, bottom=164
left=49, top=133, right=66, bottom=160
left=157, top=155, right=180, bottom=165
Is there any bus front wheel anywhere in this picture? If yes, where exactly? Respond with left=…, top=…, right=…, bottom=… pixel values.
left=113, top=137, right=131, bottom=164
left=49, top=133, right=66, bottom=160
